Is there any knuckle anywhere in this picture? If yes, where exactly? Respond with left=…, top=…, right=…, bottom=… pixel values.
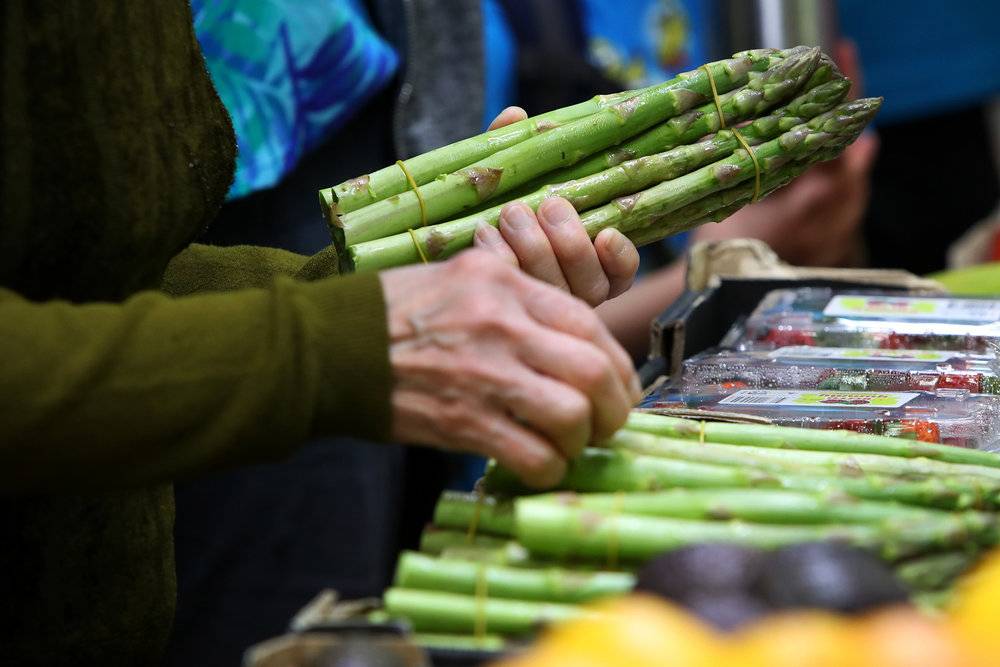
left=556, top=236, right=592, bottom=265
left=577, top=355, right=612, bottom=392
left=517, top=451, right=565, bottom=489
left=580, top=278, right=611, bottom=307
left=452, top=248, right=508, bottom=279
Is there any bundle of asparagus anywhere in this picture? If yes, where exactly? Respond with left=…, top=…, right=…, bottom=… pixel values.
left=319, top=46, right=879, bottom=273
left=380, top=413, right=1000, bottom=644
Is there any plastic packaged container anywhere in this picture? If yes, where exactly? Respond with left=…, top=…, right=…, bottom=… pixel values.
left=681, top=346, right=1000, bottom=395
left=736, top=288, right=1000, bottom=353
left=639, top=385, right=1000, bottom=449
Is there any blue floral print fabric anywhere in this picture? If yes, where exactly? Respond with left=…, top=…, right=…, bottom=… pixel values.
left=192, top=0, right=399, bottom=198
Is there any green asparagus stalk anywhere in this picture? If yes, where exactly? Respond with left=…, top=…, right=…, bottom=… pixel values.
left=483, top=448, right=996, bottom=510
left=320, top=88, right=641, bottom=217
left=435, top=487, right=997, bottom=543
left=334, top=50, right=805, bottom=246
left=395, top=551, right=634, bottom=603
left=604, top=430, right=1000, bottom=486
left=621, top=148, right=831, bottom=246
left=383, top=587, right=590, bottom=636
left=537, top=66, right=847, bottom=187
left=439, top=544, right=534, bottom=567
left=513, top=498, right=953, bottom=562
left=419, top=527, right=513, bottom=554
left=541, top=489, right=996, bottom=537
left=434, top=491, right=516, bottom=537
left=625, top=413, right=1000, bottom=470
left=411, top=633, right=507, bottom=652
left=570, top=97, right=880, bottom=240
left=623, top=139, right=854, bottom=245
left=894, top=551, right=979, bottom=591
left=347, top=78, right=847, bottom=273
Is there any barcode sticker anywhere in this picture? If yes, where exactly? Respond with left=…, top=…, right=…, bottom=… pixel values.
left=717, top=389, right=920, bottom=409
left=823, top=295, right=1000, bottom=323
left=767, top=346, right=986, bottom=362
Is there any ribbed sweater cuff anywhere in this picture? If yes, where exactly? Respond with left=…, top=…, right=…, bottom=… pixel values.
left=297, top=271, right=392, bottom=442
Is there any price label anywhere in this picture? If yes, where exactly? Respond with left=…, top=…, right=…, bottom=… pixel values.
left=823, top=295, right=1000, bottom=323
left=767, top=346, right=978, bottom=362
left=717, top=389, right=920, bottom=409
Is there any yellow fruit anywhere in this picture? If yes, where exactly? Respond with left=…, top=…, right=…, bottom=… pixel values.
left=948, top=548, right=1000, bottom=665
left=862, top=606, right=971, bottom=667
left=733, top=611, right=866, bottom=667
left=493, top=595, right=726, bottom=667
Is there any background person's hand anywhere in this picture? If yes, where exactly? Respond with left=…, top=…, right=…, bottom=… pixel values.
left=474, top=107, right=641, bottom=306
left=380, top=250, right=641, bottom=488
left=690, top=131, right=879, bottom=267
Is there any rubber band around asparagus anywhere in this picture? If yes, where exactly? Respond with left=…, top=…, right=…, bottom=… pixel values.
left=407, top=228, right=430, bottom=263
left=396, top=160, right=428, bottom=226
left=701, top=64, right=728, bottom=129
left=732, top=128, right=762, bottom=202
left=703, top=63, right=761, bottom=202
left=606, top=491, right=624, bottom=569
left=474, top=564, right=488, bottom=638
left=466, top=483, right=486, bottom=543
left=398, top=160, right=432, bottom=263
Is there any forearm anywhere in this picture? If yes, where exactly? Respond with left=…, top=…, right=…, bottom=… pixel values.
left=161, top=243, right=311, bottom=295
left=597, top=260, right=687, bottom=359
left=0, top=273, right=390, bottom=494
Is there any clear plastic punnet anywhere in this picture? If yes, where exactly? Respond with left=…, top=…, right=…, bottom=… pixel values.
left=736, top=288, right=1000, bottom=353
left=639, top=385, right=1000, bottom=450
left=681, top=347, right=1000, bottom=395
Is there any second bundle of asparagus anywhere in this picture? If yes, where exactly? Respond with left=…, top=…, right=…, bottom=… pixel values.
left=318, top=46, right=880, bottom=273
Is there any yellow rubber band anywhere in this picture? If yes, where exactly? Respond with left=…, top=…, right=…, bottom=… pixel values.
left=732, top=128, right=762, bottom=203
left=396, top=159, right=428, bottom=227
left=466, top=484, right=486, bottom=543
left=407, top=228, right=430, bottom=264
left=701, top=64, right=727, bottom=130
left=474, top=564, right=489, bottom=639
left=607, top=491, right=624, bottom=569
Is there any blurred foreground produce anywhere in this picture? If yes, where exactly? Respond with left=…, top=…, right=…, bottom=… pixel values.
left=496, top=547, right=1000, bottom=667
left=380, top=413, right=1000, bottom=650
left=319, top=46, right=880, bottom=273
left=492, top=548, right=1000, bottom=666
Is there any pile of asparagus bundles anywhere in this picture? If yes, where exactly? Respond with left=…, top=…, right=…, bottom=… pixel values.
left=320, top=46, right=880, bottom=273
left=381, top=412, right=1000, bottom=644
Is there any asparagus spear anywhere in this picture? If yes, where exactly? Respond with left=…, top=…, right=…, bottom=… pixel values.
left=383, top=587, right=589, bottom=636
left=411, top=633, right=507, bottom=652
left=483, top=448, right=995, bottom=510
left=334, top=50, right=805, bottom=246
left=320, top=88, right=641, bottom=217
left=513, top=498, right=952, bottom=562
left=395, top=551, right=634, bottom=603
left=621, top=149, right=828, bottom=246
left=605, top=430, right=1000, bottom=486
left=434, top=491, right=516, bottom=537
left=419, top=527, right=513, bottom=554
left=537, top=67, right=847, bottom=187
left=347, top=78, right=847, bottom=273
left=571, top=97, right=880, bottom=240
left=894, top=551, right=979, bottom=591
left=626, top=413, right=1000, bottom=470
left=436, top=486, right=995, bottom=534
left=439, top=544, right=534, bottom=567
left=538, top=489, right=996, bottom=534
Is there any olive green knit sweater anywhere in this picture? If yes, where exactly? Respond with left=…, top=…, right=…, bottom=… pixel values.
left=0, top=3, right=391, bottom=664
